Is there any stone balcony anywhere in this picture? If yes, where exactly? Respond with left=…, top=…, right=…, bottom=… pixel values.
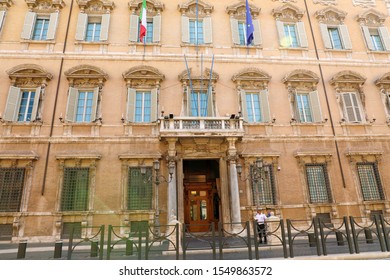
left=159, top=117, right=245, bottom=138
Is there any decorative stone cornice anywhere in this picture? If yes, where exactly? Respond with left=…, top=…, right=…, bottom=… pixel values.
left=315, top=6, right=347, bottom=24
left=282, top=69, right=319, bottom=91
left=272, top=3, right=305, bottom=21
left=179, top=68, right=219, bottom=82
left=232, top=68, right=271, bottom=90
left=352, top=0, right=376, bottom=8
left=294, top=150, right=333, bottom=165
left=345, top=149, right=382, bottom=163
left=0, top=150, right=39, bottom=160
left=356, top=9, right=386, bottom=26
left=65, top=64, right=108, bottom=88
left=123, top=65, right=164, bottom=89
left=55, top=150, right=102, bottom=160
left=77, top=0, right=114, bottom=13
left=7, top=64, right=53, bottom=87
left=0, top=0, right=13, bottom=10
left=375, top=72, right=390, bottom=90
left=226, top=1, right=260, bottom=19
left=128, top=0, right=164, bottom=15
left=330, top=70, right=366, bottom=89
left=313, top=0, right=337, bottom=6
left=25, top=0, right=65, bottom=12
left=178, top=0, right=213, bottom=17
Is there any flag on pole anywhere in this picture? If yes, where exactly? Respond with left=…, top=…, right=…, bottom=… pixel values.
left=139, top=0, right=147, bottom=42
left=245, top=0, right=254, bottom=45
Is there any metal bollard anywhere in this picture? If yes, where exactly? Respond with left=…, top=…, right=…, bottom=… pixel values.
left=17, top=240, right=27, bottom=259
left=54, top=240, right=63, bottom=259
left=90, top=241, right=99, bottom=257
left=125, top=240, right=133, bottom=256
left=308, top=233, right=316, bottom=247
left=336, top=232, right=345, bottom=246
left=364, top=228, right=373, bottom=244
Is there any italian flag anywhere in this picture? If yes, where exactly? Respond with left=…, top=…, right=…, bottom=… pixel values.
left=139, top=0, right=147, bottom=42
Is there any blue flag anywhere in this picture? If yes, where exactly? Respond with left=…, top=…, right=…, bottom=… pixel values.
left=246, top=0, right=254, bottom=45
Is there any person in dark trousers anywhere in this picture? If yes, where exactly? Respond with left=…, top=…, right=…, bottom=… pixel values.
left=254, top=210, right=267, bottom=244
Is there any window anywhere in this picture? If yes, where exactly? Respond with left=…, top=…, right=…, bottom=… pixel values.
left=357, top=163, right=385, bottom=201
left=0, top=168, right=26, bottom=212
left=328, top=27, right=343, bottom=49
left=85, top=20, right=101, bottom=42
left=60, top=168, right=89, bottom=211
left=362, top=26, right=390, bottom=52
left=145, top=21, right=154, bottom=43
left=181, top=16, right=212, bottom=45
left=75, top=13, right=110, bottom=42
left=21, top=12, right=59, bottom=41
left=291, top=91, right=322, bottom=123
left=126, top=88, right=157, bottom=123
left=237, top=22, right=250, bottom=46
left=276, top=21, right=308, bottom=48
left=305, top=164, right=332, bottom=203
left=320, top=23, right=352, bottom=50
left=295, top=93, right=313, bottom=122
left=135, top=91, right=151, bottom=122
left=341, top=92, right=363, bottom=123
left=189, top=20, right=204, bottom=44
left=65, top=87, right=99, bottom=123
left=240, top=90, right=271, bottom=123
left=127, top=167, right=152, bottom=210
left=190, top=90, right=208, bottom=117
left=251, top=165, right=275, bottom=205
left=0, top=10, right=6, bottom=34
left=3, top=86, right=41, bottom=122
left=283, top=23, right=299, bottom=48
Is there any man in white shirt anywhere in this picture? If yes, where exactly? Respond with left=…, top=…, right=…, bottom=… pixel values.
left=254, top=210, right=267, bottom=244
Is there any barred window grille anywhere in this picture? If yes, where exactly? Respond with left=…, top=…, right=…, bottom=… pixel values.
left=61, top=222, right=82, bottom=239
left=61, top=168, right=89, bottom=211
left=251, top=165, right=276, bottom=206
left=128, top=167, right=153, bottom=210
left=305, top=164, right=332, bottom=203
left=0, top=168, right=26, bottom=212
left=357, top=163, right=384, bottom=201
left=130, top=221, right=149, bottom=233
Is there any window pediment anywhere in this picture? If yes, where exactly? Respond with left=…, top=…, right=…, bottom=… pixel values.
left=25, top=0, right=65, bottom=12
left=65, top=65, right=108, bottom=88
left=0, top=0, right=13, bottom=9
left=330, top=71, right=366, bottom=90
left=375, top=72, right=390, bottom=90
left=178, top=0, right=213, bottom=18
left=346, top=149, right=382, bottom=163
left=272, top=3, right=304, bottom=21
left=226, top=1, right=260, bottom=19
left=179, top=68, right=218, bottom=89
left=282, top=69, right=319, bottom=90
left=232, top=68, right=271, bottom=90
left=123, top=66, right=164, bottom=89
left=356, top=9, right=386, bottom=26
left=315, top=7, right=347, bottom=24
left=77, top=0, right=114, bottom=14
left=7, top=64, right=53, bottom=87
left=294, top=150, right=332, bottom=165
left=128, top=0, right=164, bottom=15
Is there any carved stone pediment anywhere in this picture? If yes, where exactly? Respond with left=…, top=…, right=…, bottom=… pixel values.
left=7, top=64, right=53, bottom=87
left=330, top=71, right=366, bottom=88
left=375, top=72, right=390, bottom=90
left=226, top=1, right=260, bottom=19
left=0, top=0, right=13, bottom=10
left=232, top=68, right=271, bottom=90
left=77, top=0, right=114, bottom=13
left=315, top=6, right=347, bottom=24
left=313, top=0, right=337, bottom=6
left=352, top=0, right=376, bottom=8
left=282, top=69, right=319, bottom=90
left=123, top=65, right=164, bottom=89
left=128, top=0, right=164, bottom=16
left=65, top=65, right=108, bottom=88
left=178, top=0, right=213, bottom=18
left=356, top=9, right=386, bottom=26
left=272, top=3, right=305, bottom=21
left=25, top=0, right=65, bottom=12
left=179, top=68, right=218, bottom=90
left=294, top=150, right=332, bottom=165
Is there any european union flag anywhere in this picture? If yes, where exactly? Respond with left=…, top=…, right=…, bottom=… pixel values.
left=246, top=0, right=254, bottom=45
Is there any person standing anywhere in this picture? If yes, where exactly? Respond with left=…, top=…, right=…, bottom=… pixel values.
left=254, top=210, right=267, bottom=244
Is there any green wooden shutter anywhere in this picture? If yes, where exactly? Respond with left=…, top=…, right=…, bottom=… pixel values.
left=276, top=20, right=285, bottom=47
left=253, top=19, right=262, bottom=46
left=65, top=87, right=78, bottom=122
left=203, top=16, right=212, bottom=44
left=100, top=13, right=110, bottom=41
left=320, top=23, right=332, bottom=49
left=129, top=14, right=139, bottom=42
left=3, top=86, right=21, bottom=121
left=181, top=16, right=190, bottom=43
left=260, top=90, right=271, bottom=122
left=91, top=87, right=99, bottom=122
left=0, top=10, right=6, bottom=33
left=46, top=12, right=59, bottom=40
left=21, top=12, right=36, bottom=39
left=309, top=90, right=322, bottom=122
left=126, top=88, right=136, bottom=122
left=297, top=21, right=308, bottom=48
left=153, top=15, right=161, bottom=43
left=339, top=24, right=352, bottom=50
left=75, top=13, right=88, bottom=41
left=240, top=89, right=248, bottom=121
left=207, top=86, right=214, bottom=116
left=30, top=86, right=41, bottom=122
left=230, top=18, right=240, bottom=45
left=379, top=26, right=390, bottom=51
left=362, top=26, right=375, bottom=51
left=150, top=88, right=158, bottom=121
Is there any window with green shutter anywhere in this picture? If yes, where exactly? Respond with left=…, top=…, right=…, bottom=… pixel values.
left=127, top=167, right=153, bottom=210
left=0, top=168, right=26, bottom=212
left=61, top=168, right=89, bottom=211
left=305, top=164, right=332, bottom=203
left=357, top=163, right=384, bottom=201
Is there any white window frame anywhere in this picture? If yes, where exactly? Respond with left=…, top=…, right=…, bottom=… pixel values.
left=320, top=23, right=352, bottom=50
left=65, top=87, right=99, bottom=123
left=181, top=15, right=212, bottom=45
left=3, top=86, right=41, bottom=122
left=75, top=13, right=110, bottom=42
left=21, top=11, right=59, bottom=41
left=126, top=88, right=158, bottom=123
left=362, top=25, right=390, bottom=52
left=341, top=92, right=364, bottom=123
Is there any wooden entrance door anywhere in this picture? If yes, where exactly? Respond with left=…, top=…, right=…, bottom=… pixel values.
left=184, top=183, right=216, bottom=232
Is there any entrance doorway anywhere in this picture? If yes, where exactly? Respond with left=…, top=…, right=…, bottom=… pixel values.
left=183, top=160, right=220, bottom=232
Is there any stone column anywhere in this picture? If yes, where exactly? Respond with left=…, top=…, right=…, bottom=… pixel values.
left=166, top=138, right=178, bottom=223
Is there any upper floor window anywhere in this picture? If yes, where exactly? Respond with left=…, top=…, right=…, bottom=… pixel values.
left=227, top=2, right=261, bottom=47
left=272, top=4, right=308, bottom=48
left=357, top=9, right=390, bottom=52
left=375, top=72, right=390, bottom=121
left=341, top=92, right=363, bottom=123
left=128, top=0, right=163, bottom=44
left=179, top=0, right=213, bottom=45
left=75, top=0, right=114, bottom=43
left=2, top=64, right=52, bottom=123
left=316, top=7, right=352, bottom=50
left=0, top=0, right=12, bottom=35
left=123, top=66, right=164, bottom=123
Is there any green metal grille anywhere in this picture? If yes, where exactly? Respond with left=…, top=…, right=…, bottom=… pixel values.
left=127, top=167, right=152, bottom=210
left=0, top=168, right=25, bottom=212
left=251, top=165, right=275, bottom=206
left=61, top=168, right=89, bottom=211
left=0, top=224, right=13, bottom=241
left=357, top=163, right=384, bottom=201
left=305, top=164, right=332, bottom=203
left=130, top=221, right=149, bottom=233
